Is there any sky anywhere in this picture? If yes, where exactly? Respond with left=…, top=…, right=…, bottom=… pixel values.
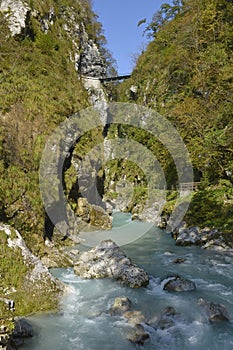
left=92, top=0, right=170, bottom=75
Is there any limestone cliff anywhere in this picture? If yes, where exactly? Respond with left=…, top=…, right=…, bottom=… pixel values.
left=0, top=0, right=106, bottom=77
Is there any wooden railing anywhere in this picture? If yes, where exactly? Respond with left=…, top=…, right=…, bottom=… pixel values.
left=180, top=182, right=201, bottom=191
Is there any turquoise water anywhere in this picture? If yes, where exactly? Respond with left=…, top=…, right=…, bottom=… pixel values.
left=22, top=213, right=233, bottom=349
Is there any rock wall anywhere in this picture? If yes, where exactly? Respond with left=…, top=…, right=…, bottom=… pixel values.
left=0, top=0, right=29, bottom=35
left=0, top=0, right=106, bottom=79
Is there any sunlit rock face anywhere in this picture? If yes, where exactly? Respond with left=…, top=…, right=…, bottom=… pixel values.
left=0, top=0, right=30, bottom=35
left=74, top=240, right=149, bottom=288
left=0, top=1, right=106, bottom=79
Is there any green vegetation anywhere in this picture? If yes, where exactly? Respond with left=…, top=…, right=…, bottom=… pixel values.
left=118, top=0, right=233, bottom=234
left=0, top=0, right=233, bottom=328
left=185, top=180, right=233, bottom=235
left=0, top=0, right=113, bottom=324
left=0, top=0, right=114, bottom=249
left=0, top=228, right=62, bottom=325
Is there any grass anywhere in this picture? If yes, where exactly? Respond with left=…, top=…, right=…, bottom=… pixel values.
left=0, top=228, right=63, bottom=319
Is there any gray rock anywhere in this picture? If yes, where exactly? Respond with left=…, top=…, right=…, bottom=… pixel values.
left=163, top=275, right=196, bottom=292
left=13, top=318, right=33, bottom=338
left=174, top=226, right=200, bottom=246
left=126, top=324, right=150, bottom=346
left=10, top=318, right=33, bottom=348
left=173, top=257, right=186, bottom=264
left=123, top=310, right=145, bottom=326
left=162, top=306, right=177, bottom=317
left=172, top=223, right=232, bottom=251
left=148, top=306, right=177, bottom=330
left=109, top=297, right=132, bottom=316
left=74, top=240, right=149, bottom=288
left=157, top=318, right=175, bottom=330
left=198, top=298, right=230, bottom=322
left=109, top=297, right=150, bottom=346
left=0, top=0, right=30, bottom=36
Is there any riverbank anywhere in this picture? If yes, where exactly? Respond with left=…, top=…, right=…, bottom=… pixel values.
left=0, top=224, right=64, bottom=349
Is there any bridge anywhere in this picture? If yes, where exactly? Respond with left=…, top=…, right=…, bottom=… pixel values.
left=100, top=74, right=131, bottom=83
left=81, top=74, right=131, bottom=89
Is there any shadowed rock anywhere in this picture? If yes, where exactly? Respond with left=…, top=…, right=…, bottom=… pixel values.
left=148, top=306, right=177, bottom=330
left=163, top=275, right=196, bottom=292
left=198, top=298, right=230, bottom=322
left=126, top=324, right=150, bottom=346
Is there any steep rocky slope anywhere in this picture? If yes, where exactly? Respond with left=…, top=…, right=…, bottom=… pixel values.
left=0, top=0, right=114, bottom=335
left=0, top=0, right=112, bottom=245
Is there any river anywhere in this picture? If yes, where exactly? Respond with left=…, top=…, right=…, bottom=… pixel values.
left=22, top=213, right=233, bottom=349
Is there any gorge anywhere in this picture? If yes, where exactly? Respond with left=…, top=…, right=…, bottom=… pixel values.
left=0, top=0, right=233, bottom=349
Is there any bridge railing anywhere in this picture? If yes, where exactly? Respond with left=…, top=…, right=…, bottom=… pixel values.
left=180, top=182, right=201, bottom=191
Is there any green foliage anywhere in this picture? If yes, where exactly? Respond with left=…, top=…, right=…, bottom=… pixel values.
left=0, top=228, right=62, bottom=316
left=119, top=0, right=233, bottom=183
left=118, top=0, right=233, bottom=233
left=0, top=0, right=110, bottom=250
left=0, top=230, right=28, bottom=295
left=185, top=180, right=233, bottom=234
left=144, top=0, right=184, bottom=38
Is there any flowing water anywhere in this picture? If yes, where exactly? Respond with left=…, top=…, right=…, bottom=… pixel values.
left=22, top=213, right=233, bottom=350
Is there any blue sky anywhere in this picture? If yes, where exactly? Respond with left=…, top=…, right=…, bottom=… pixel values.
left=92, top=0, right=170, bottom=74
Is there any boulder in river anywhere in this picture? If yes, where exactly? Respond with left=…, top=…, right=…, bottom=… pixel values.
left=76, top=198, right=112, bottom=229
left=149, top=306, right=178, bottom=330
left=172, top=224, right=231, bottom=251
left=11, top=318, right=33, bottom=348
left=123, top=310, right=146, bottom=326
left=126, top=324, right=150, bottom=347
left=109, top=297, right=149, bottom=346
left=198, top=298, right=230, bottom=322
left=173, top=257, right=186, bottom=264
left=163, top=275, right=196, bottom=292
left=74, top=240, right=149, bottom=288
left=109, top=297, right=132, bottom=316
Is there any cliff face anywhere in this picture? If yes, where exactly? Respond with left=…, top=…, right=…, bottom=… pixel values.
left=0, top=0, right=108, bottom=232
left=0, top=0, right=112, bottom=321
left=0, top=0, right=106, bottom=77
left=0, top=0, right=30, bottom=35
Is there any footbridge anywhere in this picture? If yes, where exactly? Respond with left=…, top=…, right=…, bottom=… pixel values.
left=100, top=74, right=131, bottom=83
left=81, top=74, right=131, bottom=89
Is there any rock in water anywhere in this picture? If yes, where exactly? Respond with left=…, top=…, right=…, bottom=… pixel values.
left=109, top=297, right=132, bottom=316
left=89, top=205, right=112, bottom=229
left=76, top=198, right=112, bottom=229
left=74, top=240, right=149, bottom=288
left=197, top=298, right=230, bottom=322
left=109, top=297, right=149, bottom=346
left=126, top=324, right=150, bottom=346
left=163, top=275, right=196, bottom=292
left=123, top=310, right=145, bottom=325
left=11, top=318, right=33, bottom=348
left=148, top=306, right=177, bottom=330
